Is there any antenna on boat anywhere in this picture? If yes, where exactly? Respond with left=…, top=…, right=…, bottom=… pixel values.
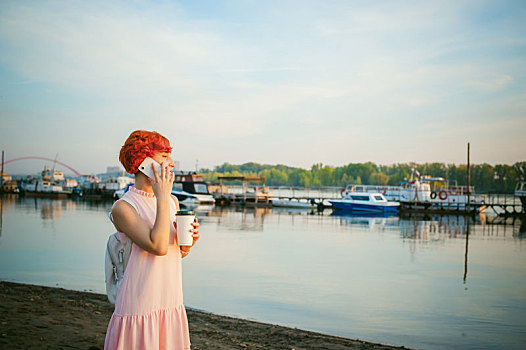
left=52, top=153, right=59, bottom=173
left=1, top=150, right=4, bottom=190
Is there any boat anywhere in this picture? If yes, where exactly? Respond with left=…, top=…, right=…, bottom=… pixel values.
left=270, top=198, right=316, bottom=209
left=114, top=171, right=216, bottom=205
left=329, top=192, right=399, bottom=213
left=112, top=183, right=134, bottom=199
left=172, top=171, right=215, bottom=205
left=113, top=184, right=214, bottom=207
left=341, top=169, right=485, bottom=210
left=172, top=188, right=211, bottom=206
left=79, top=173, right=134, bottom=199
left=1, top=171, right=19, bottom=193
left=96, top=175, right=134, bottom=198
left=20, top=167, right=73, bottom=198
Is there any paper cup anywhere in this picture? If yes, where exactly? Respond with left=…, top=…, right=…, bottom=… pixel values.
left=176, top=211, right=195, bottom=246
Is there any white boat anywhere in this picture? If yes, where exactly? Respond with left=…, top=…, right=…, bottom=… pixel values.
left=21, top=167, right=72, bottom=197
left=329, top=192, right=399, bottom=213
left=172, top=188, right=215, bottom=205
left=341, top=170, right=485, bottom=209
left=98, top=176, right=134, bottom=193
left=113, top=183, right=215, bottom=205
left=270, top=198, right=316, bottom=209
left=83, top=175, right=134, bottom=199
left=173, top=171, right=215, bottom=204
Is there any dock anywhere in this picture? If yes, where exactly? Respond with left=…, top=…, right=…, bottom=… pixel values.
left=212, top=177, right=340, bottom=209
left=384, top=194, right=524, bottom=217
left=213, top=182, right=525, bottom=217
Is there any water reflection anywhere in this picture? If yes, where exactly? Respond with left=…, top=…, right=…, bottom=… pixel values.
left=0, top=196, right=3, bottom=236
left=464, top=217, right=470, bottom=284
left=1, top=196, right=526, bottom=350
left=0, top=194, right=19, bottom=235
left=480, top=213, right=526, bottom=237
left=207, top=206, right=271, bottom=232
left=330, top=211, right=397, bottom=231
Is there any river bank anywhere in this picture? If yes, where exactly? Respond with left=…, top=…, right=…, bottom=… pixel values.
left=0, top=281, right=408, bottom=350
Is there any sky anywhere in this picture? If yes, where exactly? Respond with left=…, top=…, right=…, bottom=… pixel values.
left=0, top=0, right=525, bottom=176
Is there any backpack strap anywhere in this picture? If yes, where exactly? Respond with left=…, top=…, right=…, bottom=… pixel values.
left=118, top=197, right=138, bottom=272
left=123, top=237, right=132, bottom=272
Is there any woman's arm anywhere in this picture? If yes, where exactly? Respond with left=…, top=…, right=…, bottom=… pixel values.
left=111, top=163, right=174, bottom=256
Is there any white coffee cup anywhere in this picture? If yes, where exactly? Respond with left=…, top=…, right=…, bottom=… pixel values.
left=176, top=211, right=195, bottom=246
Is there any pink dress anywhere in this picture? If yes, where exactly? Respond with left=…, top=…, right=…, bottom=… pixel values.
left=105, top=186, right=190, bottom=350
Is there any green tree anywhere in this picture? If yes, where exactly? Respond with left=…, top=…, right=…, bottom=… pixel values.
left=369, top=172, right=389, bottom=185
left=201, top=161, right=522, bottom=192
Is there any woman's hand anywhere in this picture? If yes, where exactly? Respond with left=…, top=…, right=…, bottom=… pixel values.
left=191, top=217, right=200, bottom=246
left=174, top=217, right=200, bottom=258
left=180, top=246, right=191, bottom=258
left=151, top=161, right=174, bottom=200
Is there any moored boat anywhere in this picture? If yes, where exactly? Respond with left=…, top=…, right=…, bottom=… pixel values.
left=1, top=171, right=19, bottom=193
left=270, top=198, right=316, bottom=209
left=20, top=167, right=73, bottom=198
left=329, top=192, right=399, bottom=213
left=173, top=171, right=215, bottom=204
left=341, top=169, right=486, bottom=211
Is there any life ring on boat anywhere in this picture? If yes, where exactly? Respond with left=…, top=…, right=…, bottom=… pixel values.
left=430, top=191, right=437, bottom=199
left=439, top=190, right=448, bottom=200
left=378, top=187, right=387, bottom=195
left=340, top=188, right=347, bottom=197
left=449, top=186, right=459, bottom=195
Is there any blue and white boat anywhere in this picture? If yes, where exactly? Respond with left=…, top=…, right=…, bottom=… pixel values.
left=329, top=192, right=399, bottom=213
left=171, top=188, right=215, bottom=205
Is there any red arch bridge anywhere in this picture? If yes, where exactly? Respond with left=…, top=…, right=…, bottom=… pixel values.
left=3, top=156, right=84, bottom=177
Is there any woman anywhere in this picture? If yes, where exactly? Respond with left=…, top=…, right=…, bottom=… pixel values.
left=105, top=130, right=199, bottom=350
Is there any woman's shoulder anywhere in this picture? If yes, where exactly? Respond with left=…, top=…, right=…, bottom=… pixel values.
left=112, top=197, right=139, bottom=216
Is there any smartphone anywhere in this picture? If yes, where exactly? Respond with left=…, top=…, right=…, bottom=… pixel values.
left=138, top=157, right=162, bottom=179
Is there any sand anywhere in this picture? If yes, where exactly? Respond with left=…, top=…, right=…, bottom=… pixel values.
left=0, top=281, right=409, bottom=350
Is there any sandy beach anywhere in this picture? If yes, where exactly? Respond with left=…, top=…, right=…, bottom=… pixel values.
left=0, top=281, right=410, bottom=350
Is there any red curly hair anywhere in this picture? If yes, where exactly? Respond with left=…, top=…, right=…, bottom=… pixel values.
left=119, top=130, right=172, bottom=174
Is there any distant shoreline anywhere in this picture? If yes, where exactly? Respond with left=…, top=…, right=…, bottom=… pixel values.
left=0, top=281, right=409, bottom=349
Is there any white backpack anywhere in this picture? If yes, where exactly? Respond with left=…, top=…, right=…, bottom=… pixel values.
left=105, top=197, right=137, bottom=304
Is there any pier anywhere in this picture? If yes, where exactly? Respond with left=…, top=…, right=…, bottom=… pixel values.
left=483, top=194, right=525, bottom=217
left=212, top=176, right=340, bottom=208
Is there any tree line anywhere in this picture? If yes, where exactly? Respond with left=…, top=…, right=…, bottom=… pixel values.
left=200, top=161, right=526, bottom=193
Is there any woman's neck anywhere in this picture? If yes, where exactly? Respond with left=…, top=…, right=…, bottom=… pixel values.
left=134, top=173, right=154, bottom=193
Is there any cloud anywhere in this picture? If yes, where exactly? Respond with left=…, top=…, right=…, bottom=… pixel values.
left=466, top=75, right=513, bottom=92
left=0, top=1, right=244, bottom=97
left=0, top=0, right=525, bottom=172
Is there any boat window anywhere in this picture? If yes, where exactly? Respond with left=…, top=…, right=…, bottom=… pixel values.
left=374, top=195, right=384, bottom=201
left=194, top=183, right=209, bottom=194
left=350, top=195, right=370, bottom=201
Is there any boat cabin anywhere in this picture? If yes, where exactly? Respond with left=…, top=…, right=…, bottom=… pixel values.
left=345, top=193, right=388, bottom=202
left=173, top=171, right=210, bottom=195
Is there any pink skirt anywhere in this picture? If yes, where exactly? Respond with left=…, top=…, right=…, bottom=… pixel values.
left=105, top=304, right=190, bottom=350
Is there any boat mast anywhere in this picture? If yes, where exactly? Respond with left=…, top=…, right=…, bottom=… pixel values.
left=1, top=150, right=4, bottom=190
left=52, top=153, right=58, bottom=173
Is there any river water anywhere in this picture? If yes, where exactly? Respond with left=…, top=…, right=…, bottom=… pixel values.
left=0, top=194, right=525, bottom=349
